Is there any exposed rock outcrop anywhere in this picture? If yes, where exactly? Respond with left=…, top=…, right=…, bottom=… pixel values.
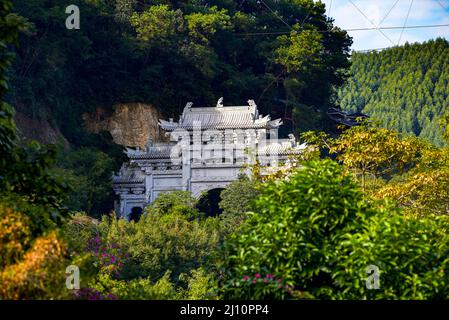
left=83, top=103, right=165, bottom=148
left=14, top=112, right=69, bottom=147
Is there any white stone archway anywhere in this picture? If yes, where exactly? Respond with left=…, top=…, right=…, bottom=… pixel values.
left=113, top=99, right=308, bottom=219
left=191, top=181, right=232, bottom=199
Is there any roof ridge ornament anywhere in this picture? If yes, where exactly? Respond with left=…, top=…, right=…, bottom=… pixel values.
left=145, top=139, right=154, bottom=152
left=288, top=133, right=296, bottom=147
left=216, top=97, right=224, bottom=108
left=248, top=99, right=256, bottom=108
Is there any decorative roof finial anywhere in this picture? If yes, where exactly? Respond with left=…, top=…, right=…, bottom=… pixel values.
left=185, top=102, right=193, bottom=109
left=216, top=97, right=224, bottom=108
left=144, top=139, right=153, bottom=152
left=248, top=99, right=256, bottom=108
left=288, top=133, right=296, bottom=147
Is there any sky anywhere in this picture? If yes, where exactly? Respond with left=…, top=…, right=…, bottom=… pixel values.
left=318, top=0, right=449, bottom=51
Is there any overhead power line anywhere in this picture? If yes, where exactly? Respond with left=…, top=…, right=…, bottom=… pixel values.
left=348, top=23, right=449, bottom=31
left=348, top=0, right=396, bottom=46
left=436, top=0, right=449, bottom=13
left=258, top=0, right=293, bottom=30
left=378, top=0, right=400, bottom=27
left=236, top=23, right=449, bottom=36
left=353, top=47, right=394, bottom=53
left=398, top=0, right=414, bottom=45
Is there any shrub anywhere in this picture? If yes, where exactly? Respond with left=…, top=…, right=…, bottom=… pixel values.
left=219, top=175, right=260, bottom=237
left=97, top=210, right=220, bottom=282
left=333, top=213, right=449, bottom=299
left=86, top=267, right=219, bottom=300
left=0, top=206, right=31, bottom=268
left=0, top=230, right=68, bottom=299
left=63, top=202, right=221, bottom=300
left=89, top=271, right=177, bottom=300
left=146, top=191, right=199, bottom=219
left=221, top=159, right=449, bottom=299
left=178, top=267, right=219, bottom=300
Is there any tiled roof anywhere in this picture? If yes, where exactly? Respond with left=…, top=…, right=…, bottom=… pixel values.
left=112, top=165, right=145, bottom=184
left=124, top=140, right=308, bottom=160
left=126, top=145, right=177, bottom=159
left=258, top=140, right=308, bottom=155
left=159, top=100, right=282, bottom=131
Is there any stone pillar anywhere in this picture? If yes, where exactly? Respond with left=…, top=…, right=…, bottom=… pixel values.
left=145, top=168, right=153, bottom=204
left=182, top=162, right=191, bottom=192
left=119, top=192, right=126, bottom=219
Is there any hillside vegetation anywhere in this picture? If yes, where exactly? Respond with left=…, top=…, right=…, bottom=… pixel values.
left=6, top=0, right=352, bottom=216
left=338, top=38, right=449, bottom=146
left=9, top=0, right=351, bottom=147
left=4, top=1, right=449, bottom=300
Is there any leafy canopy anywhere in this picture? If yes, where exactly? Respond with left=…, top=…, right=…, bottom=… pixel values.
left=338, top=39, right=449, bottom=147
left=221, top=159, right=449, bottom=299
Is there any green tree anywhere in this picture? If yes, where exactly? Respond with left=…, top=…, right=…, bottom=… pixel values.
left=146, top=190, right=199, bottom=219
left=94, top=194, right=220, bottom=283
left=221, top=160, right=449, bottom=299
left=0, top=1, right=71, bottom=299
left=275, top=29, right=324, bottom=74
left=338, top=39, right=449, bottom=147
left=0, top=0, right=70, bottom=226
left=330, top=123, right=424, bottom=192
left=219, top=175, right=260, bottom=237
left=185, top=6, right=232, bottom=44
left=374, top=145, right=449, bottom=217
left=58, top=148, right=115, bottom=216
left=0, top=0, right=27, bottom=187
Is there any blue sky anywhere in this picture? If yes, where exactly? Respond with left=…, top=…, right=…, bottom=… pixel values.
left=318, top=0, right=449, bottom=51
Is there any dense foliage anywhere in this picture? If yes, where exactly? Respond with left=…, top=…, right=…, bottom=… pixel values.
left=221, top=160, right=449, bottom=299
left=3, top=0, right=449, bottom=302
left=0, top=1, right=71, bottom=299
left=374, top=144, right=449, bottom=217
left=218, top=174, right=259, bottom=236
left=303, top=121, right=426, bottom=192
left=62, top=194, right=221, bottom=300
left=10, top=0, right=351, bottom=146
left=56, top=148, right=116, bottom=216
left=338, top=39, right=449, bottom=146
left=303, top=121, right=449, bottom=217
left=4, top=0, right=353, bottom=218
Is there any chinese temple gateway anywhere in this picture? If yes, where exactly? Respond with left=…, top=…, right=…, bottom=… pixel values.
left=113, top=98, right=307, bottom=219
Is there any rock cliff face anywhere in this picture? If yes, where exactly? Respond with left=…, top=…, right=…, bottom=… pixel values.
left=83, top=103, right=165, bottom=148
left=14, top=112, right=69, bottom=147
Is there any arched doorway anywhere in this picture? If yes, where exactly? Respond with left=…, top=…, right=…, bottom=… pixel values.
left=129, top=206, right=143, bottom=222
left=196, top=188, right=225, bottom=217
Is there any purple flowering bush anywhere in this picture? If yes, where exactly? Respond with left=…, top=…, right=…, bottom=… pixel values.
left=70, top=235, right=130, bottom=299
left=63, top=210, right=220, bottom=300
left=86, top=236, right=128, bottom=276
